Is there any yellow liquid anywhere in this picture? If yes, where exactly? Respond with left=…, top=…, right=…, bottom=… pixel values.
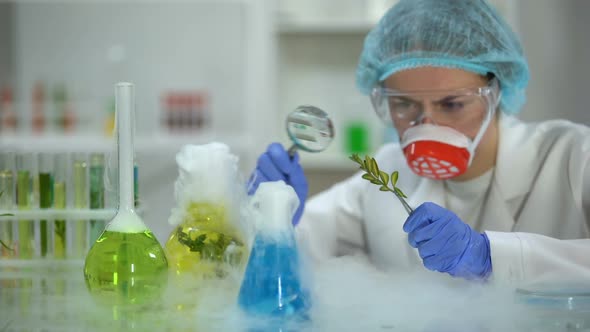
left=0, top=170, right=15, bottom=257
left=165, top=202, right=247, bottom=310
left=84, top=230, right=168, bottom=309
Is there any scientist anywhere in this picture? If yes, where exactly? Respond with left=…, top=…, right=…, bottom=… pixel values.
left=249, top=0, right=590, bottom=282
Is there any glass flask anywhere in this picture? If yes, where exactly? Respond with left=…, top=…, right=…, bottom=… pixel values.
left=238, top=181, right=311, bottom=323
left=164, top=143, right=249, bottom=310
left=83, top=83, right=168, bottom=318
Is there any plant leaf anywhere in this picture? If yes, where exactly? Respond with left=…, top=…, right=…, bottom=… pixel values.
left=363, top=155, right=371, bottom=171
left=391, top=171, right=399, bottom=187
left=394, top=187, right=408, bottom=198
left=370, top=158, right=379, bottom=176
left=379, top=171, right=389, bottom=185
left=349, top=154, right=363, bottom=165
left=361, top=174, right=374, bottom=181
left=370, top=180, right=381, bottom=185
left=379, top=186, right=389, bottom=192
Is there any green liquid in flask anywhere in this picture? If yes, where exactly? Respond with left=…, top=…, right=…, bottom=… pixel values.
left=84, top=230, right=168, bottom=307
left=84, top=83, right=169, bottom=320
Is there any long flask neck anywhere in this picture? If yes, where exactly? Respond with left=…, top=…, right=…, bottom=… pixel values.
left=116, top=83, right=135, bottom=213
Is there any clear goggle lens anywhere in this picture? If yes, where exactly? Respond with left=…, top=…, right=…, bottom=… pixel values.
left=371, top=79, right=501, bottom=132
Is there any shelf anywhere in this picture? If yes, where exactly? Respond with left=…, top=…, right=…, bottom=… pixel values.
left=0, top=258, right=83, bottom=269
left=278, top=17, right=375, bottom=34
left=0, top=208, right=117, bottom=220
left=0, top=133, right=255, bottom=154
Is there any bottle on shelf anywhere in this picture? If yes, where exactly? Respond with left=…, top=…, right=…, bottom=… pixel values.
left=1, top=86, right=17, bottom=134
left=32, top=81, right=46, bottom=135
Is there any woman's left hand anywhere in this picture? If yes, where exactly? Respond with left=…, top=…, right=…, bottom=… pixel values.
left=403, top=202, right=492, bottom=280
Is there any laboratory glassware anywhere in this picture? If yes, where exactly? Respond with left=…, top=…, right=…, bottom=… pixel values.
left=54, top=153, right=67, bottom=258
left=38, top=153, right=54, bottom=257
left=89, top=152, right=105, bottom=243
left=516, top=281, right=590, bottom=330
left=84, top=83, right=168, bottom=314
left=238, top=181, right=311, bottom=321
left=16, top=153, right=35, bottom=258
left=72, top=152, right=88, bottom=257
left=165, top=143, right=248, bottom=311
left=0, top=152, right=16, bottom=257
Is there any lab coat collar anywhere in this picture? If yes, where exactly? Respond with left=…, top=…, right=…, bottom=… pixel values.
left=494, top=113, right=536, bottom=201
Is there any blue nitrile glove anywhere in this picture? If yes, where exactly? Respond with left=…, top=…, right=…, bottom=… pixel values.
left=402, top=202, right=492, bottom=280
left=248, top=142, right=308, bottom=226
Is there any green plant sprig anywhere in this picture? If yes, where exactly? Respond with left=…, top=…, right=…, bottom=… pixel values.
left=349, top=154, right=408, bottom=198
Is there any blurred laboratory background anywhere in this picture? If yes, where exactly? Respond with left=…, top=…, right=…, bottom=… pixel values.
left=0, top=0, right=589, bottom=245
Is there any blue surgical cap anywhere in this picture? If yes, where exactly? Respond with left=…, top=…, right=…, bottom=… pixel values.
left=356, top=0, right=530, bottom=114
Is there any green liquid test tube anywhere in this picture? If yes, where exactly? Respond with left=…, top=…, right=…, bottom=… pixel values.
left=73, top=153, right=88, bottom=258
left=89, top=153, right=105, bottom=243
left=54, top=153, right=67, bottom=259
left=17, top=153, right=35, bottom=259
left=0, top=152, right=16, bottom=258
left=38, top=153, right=54, bottom=257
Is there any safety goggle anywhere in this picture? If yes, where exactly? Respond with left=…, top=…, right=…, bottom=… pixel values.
left=370, top=78, right=501, bottom=129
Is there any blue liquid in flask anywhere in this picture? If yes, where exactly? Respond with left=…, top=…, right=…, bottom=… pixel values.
left=238, top=234, right=311, bottom=319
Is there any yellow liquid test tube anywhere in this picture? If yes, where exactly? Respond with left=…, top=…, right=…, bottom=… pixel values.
left=0, top=152, right=16, bottom=258
left=73, top=153, right=88, bottom=258
left=89, top=153, right=105, bottom=243
left=16, top=153, right=35, bottom=259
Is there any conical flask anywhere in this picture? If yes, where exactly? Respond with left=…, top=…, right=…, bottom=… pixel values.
left=83, top=83, right=168, bottom=310
left=165, top=143, right=248, bottom=310
left=238, top=180, right=311, bottom=319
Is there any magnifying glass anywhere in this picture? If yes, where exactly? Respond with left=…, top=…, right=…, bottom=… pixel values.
left=247, top=105, right=334, bottom=194
left=286, top=105, right=334, bottom=156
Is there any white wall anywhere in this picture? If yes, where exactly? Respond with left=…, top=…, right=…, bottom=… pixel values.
left=0, top=3, right=13, bottom=87
left=12, top=2, right=248, bottom=134
left=518, top=0, right=589, bottom=125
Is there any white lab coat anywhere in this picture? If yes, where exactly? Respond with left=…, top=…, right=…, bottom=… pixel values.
left=296, top=114, right=590, bottom=283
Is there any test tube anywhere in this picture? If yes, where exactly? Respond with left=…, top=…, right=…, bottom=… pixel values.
left=38, top=153, right=54, bottom=257
left=72, top=153, right=88, bottom=257
left=54, top=153, right=67, bottom=259
left=17, top=153, right=35, bottom=258
left=0, top=152, right=16, bottom=257
left=89, top=152, right=105, bottom=243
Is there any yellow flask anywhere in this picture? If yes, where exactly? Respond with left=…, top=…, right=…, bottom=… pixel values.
left=165, top=201, right=247, bottom=310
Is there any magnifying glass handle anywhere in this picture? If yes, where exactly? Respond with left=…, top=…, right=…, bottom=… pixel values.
left=287, top=144, right=298, bottom=157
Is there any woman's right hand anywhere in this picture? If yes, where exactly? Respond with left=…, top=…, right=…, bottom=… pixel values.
left=248, top=143, right=308, bottom=226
